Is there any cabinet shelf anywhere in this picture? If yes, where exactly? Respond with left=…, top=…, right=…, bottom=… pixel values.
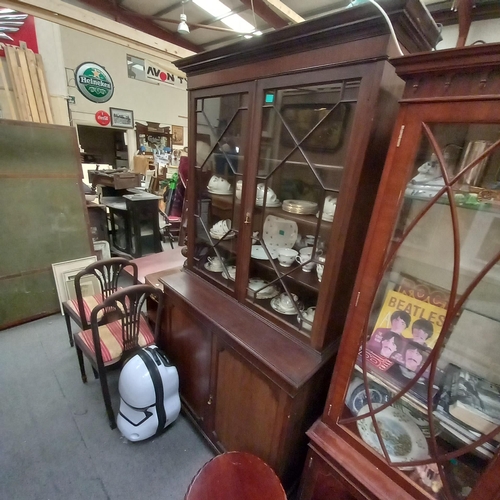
left=251, top=257, right=320, bottom=293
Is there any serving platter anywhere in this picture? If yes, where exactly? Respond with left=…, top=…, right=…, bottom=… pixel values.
left=356, top=404, right=429, bottom=469
left=262, top=215, right=298, bottom=250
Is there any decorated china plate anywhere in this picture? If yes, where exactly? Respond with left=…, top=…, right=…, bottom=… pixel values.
left=262, top=215, right=298, bottom=250
left=356, top=404, right=429, bottom=469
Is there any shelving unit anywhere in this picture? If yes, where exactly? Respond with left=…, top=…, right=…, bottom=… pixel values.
left=155, top=0, right=438, bottom=494
left=298, top=43, right=500, bottom=500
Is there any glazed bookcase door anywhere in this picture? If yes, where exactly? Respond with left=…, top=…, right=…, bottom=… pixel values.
left=191, top=87, right=251, bottom=293
left=244, top=75, right=359, bottom=340
left=338, top=102, right=500, bottom=499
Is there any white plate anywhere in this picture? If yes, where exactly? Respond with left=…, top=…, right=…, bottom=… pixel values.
left=256, top=200, right=282, bottom=207
left=270, top=296, right=304, bottom=315
left=251, top=245, right=278, bottom=260
left=210, top=230, right=235, bottom=240
left=356, top=404, right=429, bottom=468
left=207, top=187, right=233, bottom=196
left=204, top=262, right=223, bottom=273
left=282, top=199, right=318, bottom=214
left=262, top=215, right=298, bottom=250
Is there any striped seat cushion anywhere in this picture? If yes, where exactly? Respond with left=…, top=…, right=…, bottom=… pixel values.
left=75, top=316, right=154, bottom=365
left=66, top=290, right=124, bottom=324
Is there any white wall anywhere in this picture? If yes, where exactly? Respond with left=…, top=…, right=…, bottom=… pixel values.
left=437, top=18, right=500, bottom=50
left=59, top=24, right=188, bottom=156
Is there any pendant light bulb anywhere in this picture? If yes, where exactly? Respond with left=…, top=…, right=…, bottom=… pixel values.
left=178, top=7, right=190, bottom=35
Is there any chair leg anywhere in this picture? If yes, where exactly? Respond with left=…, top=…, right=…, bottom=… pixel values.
left=97, top=367, right=116, bottom=429
left=63, top=310, right=74, bottom=347
left=92, top=367, right=99, bottom=379
left=75, top=345, right=87, bottom=383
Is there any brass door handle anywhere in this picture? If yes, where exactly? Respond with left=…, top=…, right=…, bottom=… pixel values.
left=244, top=212, right=251, bottom=224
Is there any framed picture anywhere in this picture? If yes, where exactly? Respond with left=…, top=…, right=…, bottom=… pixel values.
left=93, top=240, right=111, bottom=260
left=172, top=125, right=184, bottom=145
left=52, top=256, right=97, bottom=314
left=280, top=103, right=349, bottom=152
left=110, top=107, right=134, bottom=128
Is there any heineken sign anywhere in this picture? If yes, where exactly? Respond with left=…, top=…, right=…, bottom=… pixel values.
left=75, top=62, right=114, bottom=103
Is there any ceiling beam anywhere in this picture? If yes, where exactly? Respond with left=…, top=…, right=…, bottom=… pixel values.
left=75, top=0, right=200, bottom=52
left=0, top=0, right=196, bottom=60
left=262, top=0, right=304, bottom=24
left=238, top=0, right=289, bottom=29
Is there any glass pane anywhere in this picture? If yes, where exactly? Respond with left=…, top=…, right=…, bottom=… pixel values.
left=247, top=80, right=358, bottom=336
left=193, top=94, right=248, bottom=291
left=340, top=121, right=500, bottom=498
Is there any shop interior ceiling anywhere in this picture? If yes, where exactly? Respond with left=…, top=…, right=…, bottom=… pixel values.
left=69, top=0, right=500, bottom=53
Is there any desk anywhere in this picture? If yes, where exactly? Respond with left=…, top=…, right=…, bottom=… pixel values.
left=103, top=194, right=162, bottom=258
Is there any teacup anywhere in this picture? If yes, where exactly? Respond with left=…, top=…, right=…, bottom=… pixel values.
left=323, top=195, right=337, bottom=217
left=296, top=253, right=316, bottom=272
left=208, top=176, right=231, bottom=193
left=235, top=180, right=243, bottom=200
left=278, top=248, right=298, bottom=267
left=316, top=256, right=325, bottom=282
left=207, top=256, right=224, bottom=271
left=305, top=234, right=315, bottom=246
left=300, top=306, right=316, bottom=331
left=299, top=247, right=313, bottom=258
left=212, top=219, right=232, bottom=235
left=277, top=292, right=298, bottom=312
left=256, top=183, right=277, bottom=204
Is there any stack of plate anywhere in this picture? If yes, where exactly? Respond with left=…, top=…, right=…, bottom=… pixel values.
left=282, top=199, right=318, bottom=215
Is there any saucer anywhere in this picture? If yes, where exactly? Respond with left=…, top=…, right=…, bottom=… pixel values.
left=316, top=212, right=334, bottom=222
left=270, top=296, right=304, bottom=315
left=204, top=262, right=223, bottom=273
left=256, top=199, right=281, bottom=207
left=207, top=187, right=233, bottom=196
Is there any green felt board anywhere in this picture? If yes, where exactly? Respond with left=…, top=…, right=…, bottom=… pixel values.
left=0, top=120, right=92, bottom=329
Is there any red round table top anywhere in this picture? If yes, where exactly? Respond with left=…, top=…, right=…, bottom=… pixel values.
left=185, top=452, right=286, bottom=500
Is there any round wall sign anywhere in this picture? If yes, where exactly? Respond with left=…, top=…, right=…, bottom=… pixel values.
left=75, top=62, right=114, bottom=103
left=95, top=110, right=111, bottom=126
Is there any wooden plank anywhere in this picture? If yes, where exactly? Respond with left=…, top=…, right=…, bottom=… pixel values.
left=0, top=55, right=17, bottom=119
left=4, top=44, right=29, bottom=121
left=25, top=49, right=47, bottom=123
left=34, top=53, right=54, bottom=124
left=15, top=46, right=40, bottom=122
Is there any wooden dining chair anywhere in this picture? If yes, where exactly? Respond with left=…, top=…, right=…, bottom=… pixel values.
left=73, top=284, right=164, bottom=429
left=185, top=452, right=286, bottom=500
left=62, top=257, right=139, bottom=347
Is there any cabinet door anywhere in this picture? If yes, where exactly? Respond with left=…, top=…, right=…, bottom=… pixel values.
left=190, top=84, right=253, bottom=295
left=167, top=304, right=213, bottom=429
left=333, top=102, right=500, bottom=499
left=212, top=339, right=286, bottom=468
left=242, top=68, right=364, bottom=347
left=299, top=449, right=363, bottom=500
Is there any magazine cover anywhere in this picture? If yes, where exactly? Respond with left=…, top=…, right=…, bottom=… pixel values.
left=369, top=289, right=447, bottom=349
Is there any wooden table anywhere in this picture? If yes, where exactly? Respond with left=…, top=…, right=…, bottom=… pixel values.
left=185, top=452, right=286, bottom=500
left=126, top=247, right=185, bottom=284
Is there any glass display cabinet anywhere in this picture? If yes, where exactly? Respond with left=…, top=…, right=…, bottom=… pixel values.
left=299, top=44, right=500, bottom=500
left=156, top=0, right=438, bottom=493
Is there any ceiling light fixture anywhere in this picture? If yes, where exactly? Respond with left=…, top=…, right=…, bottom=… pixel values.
left=192, top=0, right=255, bottom=34
left=178, top=1, right=190, bottom=35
